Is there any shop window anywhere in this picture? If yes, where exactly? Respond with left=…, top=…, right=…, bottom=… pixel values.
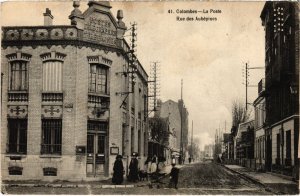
left=41, top=119, right=62, bottom=154
left=7, top=119, right=27, bottom=154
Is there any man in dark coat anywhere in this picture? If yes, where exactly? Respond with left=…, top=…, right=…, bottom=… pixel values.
left=112, top=155, right=124, bottom=185
left=128, top=152, right=139, bottom=182
left=169, top=163, right=179, bottom=189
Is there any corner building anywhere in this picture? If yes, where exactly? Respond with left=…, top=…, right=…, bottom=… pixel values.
left=1, top=1, right=148, bottom=181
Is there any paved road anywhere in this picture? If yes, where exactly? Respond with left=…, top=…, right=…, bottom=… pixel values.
left=3, top=161, right=272, bottom=195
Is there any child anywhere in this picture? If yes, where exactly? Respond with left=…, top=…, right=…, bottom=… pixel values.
left=169, top=163, right=179, bottom=189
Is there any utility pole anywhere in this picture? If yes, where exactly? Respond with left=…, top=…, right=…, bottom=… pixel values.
left=191, top=120, right=193, bottom=161
left=114, top=22, right=138, bottom=176
left=180, top=79, right=183, bottom=164
left=245, top=63, right=248, bottom=110
left=242, top=62, right=264, bottom=110
left=148, top=62, right=160, bottom=116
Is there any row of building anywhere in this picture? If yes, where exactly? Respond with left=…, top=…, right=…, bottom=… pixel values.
left=223, top=1, right=299, bottom=179
left=1, top=1, right=189, bottom=181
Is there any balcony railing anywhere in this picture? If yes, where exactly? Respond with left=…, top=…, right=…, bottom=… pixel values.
left=42, top=93, right=63, bottom=102
left=8, top=92, right=28, bottom=102
left=88, top=94, right=110, bottom=109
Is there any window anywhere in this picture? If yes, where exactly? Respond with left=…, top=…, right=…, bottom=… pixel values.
left=262, top=137, right=265, bottom=159
left=122, top=125, right=126, bottom=156
left=9, top=61, right=28, bottom=91
left=87, top=121, right=108, bottom=132
left=8, top=166, right=23, bottom=175
left=7, top=119, right=27, bottom=154
left=89, top=64, right=108, bottom=94
left=277, top=133, right=280, bottom=160
left=87, top=134, right=94, bottom=154
left=43, top=61, right=63, bottom=92
left=43, top=167, right=57, bottom=176
left=131, top=127, right=134, bottom=154
left=41, top=119, right=62, bottom=154
left=286, top=130, right=291, bottom=159
left=138, top=129, right=141, bottom=155
left=98, top=135, right=105, bottom=154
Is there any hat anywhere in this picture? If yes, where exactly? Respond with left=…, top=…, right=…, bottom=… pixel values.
left=116, top=155, right=122, bottom=159
left=131, top=152, right=138, bottom=156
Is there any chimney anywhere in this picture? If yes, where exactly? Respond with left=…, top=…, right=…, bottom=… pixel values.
left=43, top=8, right=53, bottom=26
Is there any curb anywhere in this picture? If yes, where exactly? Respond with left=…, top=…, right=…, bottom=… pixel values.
left=221, top=164, right=278, bottom=194
left=1, top=183, right=148, bottom=189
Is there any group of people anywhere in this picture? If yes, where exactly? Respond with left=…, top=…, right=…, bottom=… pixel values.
left=112, top=153, right=179, bottom=189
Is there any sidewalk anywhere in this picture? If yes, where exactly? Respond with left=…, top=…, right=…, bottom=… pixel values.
left=223, top=164, right=299, bottom=194
left=1, top=164, right=184, bottom=189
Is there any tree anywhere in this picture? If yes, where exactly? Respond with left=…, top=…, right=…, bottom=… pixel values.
left=231, top=99, right=252, bottom=134
left=149, top=117, right=170, bottom=146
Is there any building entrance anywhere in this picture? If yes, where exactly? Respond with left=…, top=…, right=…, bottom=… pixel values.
left=86, top=121, right=108, bottom=177
left=86, top=133, right=106, bottom=177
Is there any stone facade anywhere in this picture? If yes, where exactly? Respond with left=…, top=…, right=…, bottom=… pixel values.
left=1, top=1, right=148, bottom=181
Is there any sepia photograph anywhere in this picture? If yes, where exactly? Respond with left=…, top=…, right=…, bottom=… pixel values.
left=0, top=0, right=299, bottom=195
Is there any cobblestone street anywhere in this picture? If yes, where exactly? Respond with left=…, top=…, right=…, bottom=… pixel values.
left=3, top=161, right=272, bottom=195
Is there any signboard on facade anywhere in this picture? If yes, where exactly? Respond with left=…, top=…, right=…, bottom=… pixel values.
left=110, top=147, right=119, bottom=155
left=83, top=13, right=118, bottom=47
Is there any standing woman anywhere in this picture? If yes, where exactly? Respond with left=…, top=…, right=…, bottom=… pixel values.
left=112, top=155, right=124, bottom=185
left=128, top=152, right=139, bottom=182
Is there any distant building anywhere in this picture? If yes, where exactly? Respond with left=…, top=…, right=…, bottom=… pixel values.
left=260, top=2, right=299, bottom=178
left=156, top=99, right=189, bottom=163
left=204, top=144, right=214, bottom=160
left=1, top=1, right=148, bottom=181
left=253, top=79, right=266, bottom=171
left=235, top=120, right=255, bottom=167
left=223, top=133, right=231, bottom=160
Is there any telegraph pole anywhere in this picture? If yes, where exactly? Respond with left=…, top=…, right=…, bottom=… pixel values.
left=191, top=120, right=193, bottom=161
left=148, top=62, right=160, bottom=116
left=243, top=62, right=264, bottom=110
left=245, top=63, right=248, bottom=110
left=180, top=79, right=183, bottom=164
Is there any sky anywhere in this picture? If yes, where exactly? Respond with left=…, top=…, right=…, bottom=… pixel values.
left=1, top=0, right=265, bottom=149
